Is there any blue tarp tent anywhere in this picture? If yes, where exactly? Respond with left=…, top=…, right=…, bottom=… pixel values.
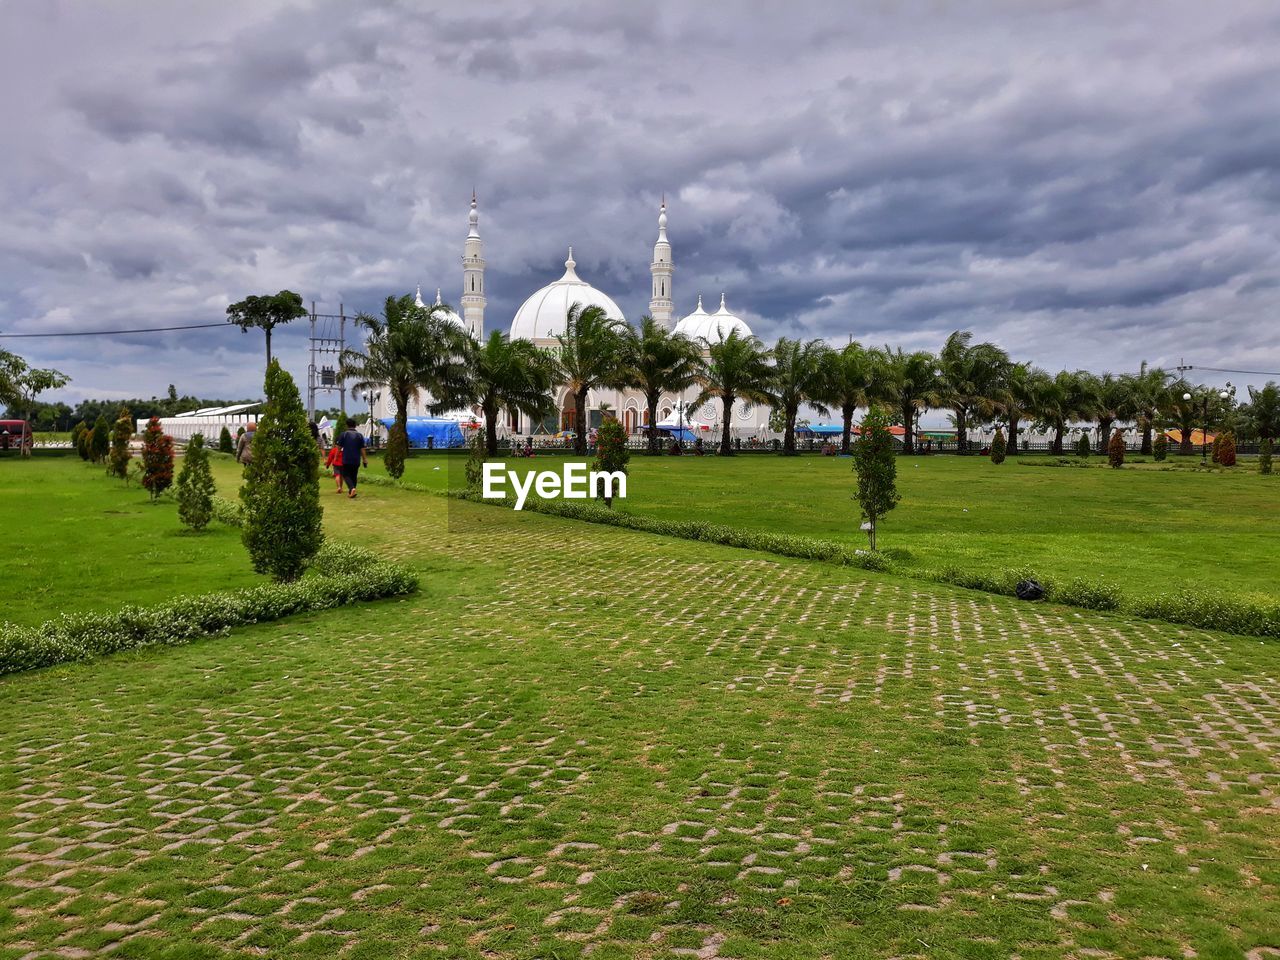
left=380, top=418, right=467, bottom=448
left=798, top=424, right=844, bottom=436
left=657, top=426, right=697, bottom=443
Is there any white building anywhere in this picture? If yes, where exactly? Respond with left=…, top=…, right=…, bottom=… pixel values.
left=375, top=195, right=770, bottom=441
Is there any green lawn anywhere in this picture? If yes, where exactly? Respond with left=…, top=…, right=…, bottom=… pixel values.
left=2, top=458, right=1277, bottom=957
left=1, top=456, right=259, bottom=626
left=398, top=453, right=1280, bottom=598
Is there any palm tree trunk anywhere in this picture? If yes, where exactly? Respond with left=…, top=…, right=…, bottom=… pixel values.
left=955, top=407, right=967, bottom=453
left=841, top=405, right=854, bottom=455
left=783, top=404, right=797, bottom=456
left=647, top=394, right=659, bottom=455
left=484, top=405, right=499, bottom=456
left=1052, top=424, right=1063, bottom=455
left=1098, top=418, right=1113, bottom=454
left=900, top=400, right=915, bottom=454
left=1140, top=417, right=1153, bottom=455
left=721, top=396, right=735, bottom=456
left=575, top=388, right=588, bottom=456
left=1180, top=427, right=1192, bottom=455
left=1008, top=415, right=1019, bottom=454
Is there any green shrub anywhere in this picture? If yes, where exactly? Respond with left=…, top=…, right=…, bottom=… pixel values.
left=0, top=544, right=418, bottom=676
left=240, top=361, right=324, bottom=582
left=384, top=419, right=408, bottom=479
left=852, top=406, right=899, bottom=550
left=1153, top=433, right=1168, bottom=461
left=592, top=416, right=629, bottom=507
left=1074, top=434, right=1090, bottom=458
left=176, top=435, right=216, bottom=530
left=1107, top=429, right=1125, bottom=469
left=71, top=421, right=88, bottom=460
left=1048, top=576, right=1123, bottom=611
left=107, top=408, right=132, bottom=478
left=464, top=427, right=486, bottom=491
left=219, top=426, right=235, bottom=454
left=1260, top=437, right=1273, bottom=475
left=89, top=415, right=109, bottom=463
left=990, top=428, right=1006, bottom=465
left=1129, top=590, right=1280, bottom=638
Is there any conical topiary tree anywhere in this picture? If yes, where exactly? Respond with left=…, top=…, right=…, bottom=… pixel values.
left=140, top=417, right=175, bottom=501
left=176, top=434, right=216, bottom=529
left=108, top=408, right=133, bottom=480
left=990, top=428, right=1006, bottom=465
left=71, top=420, right=89, bottom=460
left=852, top=406, right=899, bottom=551
left=219, top=425, right=234, bottom=454
left=1153, top=432, right=1168, bottom=462
left=591, top=415, right=630, bottom=508
left=1107, top=429, right=1125, bottom=469
left=89, top=415, right=110, bottom=464
left=1218, top=431, right=1236, bottom=467
left=1075, top=433, right=1090, bottom=458
left=1211, top=433, right=1223, bottom=463
left=240, top=360, right=323, bottom=582
left=464, top=427, right=487, bottom=491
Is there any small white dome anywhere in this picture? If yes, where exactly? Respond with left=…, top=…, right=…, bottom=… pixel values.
left=510, top=248, right=625, bottom=341
left=415, top=285, right=466, bottom=331
left=674, top=293, right=751, bottom=342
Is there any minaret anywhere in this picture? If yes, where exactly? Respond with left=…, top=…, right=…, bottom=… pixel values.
left=649, top=196, right=674, bottom=329
left=461, top=191, right=486, bottom=339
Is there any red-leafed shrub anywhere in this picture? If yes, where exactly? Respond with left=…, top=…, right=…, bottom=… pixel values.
left=1218, top=431, right=1236, bottom=467
left=141, top=417, right=175, bottom=501
left=1108, top=429, right=1126, bottom=469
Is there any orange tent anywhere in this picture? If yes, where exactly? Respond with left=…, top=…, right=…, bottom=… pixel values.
left=1163, top=428, right=1215, bottom=446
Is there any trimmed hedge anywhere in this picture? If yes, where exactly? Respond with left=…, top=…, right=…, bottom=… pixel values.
left=363, top=472, right=1280, bottom=639
left=0, top=544, right=418, bottom=676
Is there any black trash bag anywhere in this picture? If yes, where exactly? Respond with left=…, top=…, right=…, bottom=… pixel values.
left=1015, top=579, right=1045, bottom=601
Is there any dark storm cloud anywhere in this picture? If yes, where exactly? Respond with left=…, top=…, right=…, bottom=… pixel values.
left=1, top=0, right=1279, bottom=405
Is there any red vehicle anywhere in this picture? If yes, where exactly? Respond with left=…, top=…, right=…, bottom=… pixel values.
left=0, top=420, right=33, bottom=454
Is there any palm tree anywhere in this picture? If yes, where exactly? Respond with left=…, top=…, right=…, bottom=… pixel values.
left=1165, top=382, right=1199, bottom=454
left=619, top=317, right=702, bottom=455
left=550, top=303, right=629, bottom=455
left=937, top=330, right=1010, bottom=453
left=1247, top=382, right=1280, bottom=441
left=339, top=294, right=470, bottom=474
left=1092, top=372, right=1135, bottom=454
left=1032, top=370, right=1097, bottom=454
left=768, top=337, right=831, bottom=455
left=1001, top=362, right=1045, bottom=456
left=873, top=347, right=941, bottom=454
left=819, top=341, right=873, bottom=454
left=1122, top=361, right=1169, bottom=455
left=691, top=330, right=773, bottom=455
left=461, top=331, right=556, bottom=456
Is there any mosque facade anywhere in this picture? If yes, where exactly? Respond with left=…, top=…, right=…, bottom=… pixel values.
left=377, top=196, right=770, bottom=440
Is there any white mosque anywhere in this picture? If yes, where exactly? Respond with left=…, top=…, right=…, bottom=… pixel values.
left=381, top=195, right=769, bottom=440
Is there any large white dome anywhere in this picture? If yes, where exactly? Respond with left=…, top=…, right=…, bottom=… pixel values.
left=674, top=293, right=752, bottom=342
left=511, top=248, right=625, bottom=341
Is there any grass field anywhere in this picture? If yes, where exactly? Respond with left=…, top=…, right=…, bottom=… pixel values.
left=1, top=456, right=258, bottom=626
left=398, top=453, right=1280, bottom=598
left=2, top=457, right=1278, bottom=958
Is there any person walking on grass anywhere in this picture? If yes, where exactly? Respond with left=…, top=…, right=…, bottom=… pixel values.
left=324, top=437, right=345, bottom=494
left=337, top=418, right=367, bottom=499
left=235, top=423, right=256, bottom=465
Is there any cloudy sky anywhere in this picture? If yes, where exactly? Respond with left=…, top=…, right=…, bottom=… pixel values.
left=3, top=0, right=1279, bottom=405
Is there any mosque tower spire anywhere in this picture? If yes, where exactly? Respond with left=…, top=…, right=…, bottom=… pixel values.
left=649, top=195, right=674, bottom=329
left=461, top=190, right=486, bottom=339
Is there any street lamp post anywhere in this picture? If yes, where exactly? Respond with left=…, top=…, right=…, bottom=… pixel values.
left=1183, top=388, right=1231, bottom=463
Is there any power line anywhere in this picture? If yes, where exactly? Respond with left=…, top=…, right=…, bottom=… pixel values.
left=1185, top=364, right=1280, bottom=378
left=0, top=321, right=231, bottom=338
